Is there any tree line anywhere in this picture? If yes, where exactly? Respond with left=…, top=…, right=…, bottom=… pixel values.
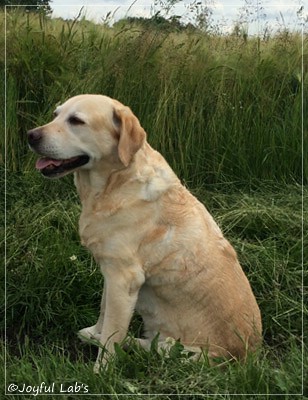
left=1, top=0, right=51, bottom=13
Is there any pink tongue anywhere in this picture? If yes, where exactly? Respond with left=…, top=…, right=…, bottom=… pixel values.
left=36, top=158, right=63, bottom=170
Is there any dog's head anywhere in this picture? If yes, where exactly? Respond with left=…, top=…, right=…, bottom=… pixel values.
left=27, top=94, right=146, bottom=178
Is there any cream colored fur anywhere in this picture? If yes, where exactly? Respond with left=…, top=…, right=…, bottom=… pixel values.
left=29, top=94, right=262, bottom=373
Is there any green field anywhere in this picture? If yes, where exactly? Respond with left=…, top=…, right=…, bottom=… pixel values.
left=2, top=8, right=307, bottom=399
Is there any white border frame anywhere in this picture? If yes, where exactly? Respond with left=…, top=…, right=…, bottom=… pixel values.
left=4, top=3, right=305, bottom=397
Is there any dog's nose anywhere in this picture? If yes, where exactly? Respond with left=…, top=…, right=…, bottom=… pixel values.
left=27, top=129, right=42, bottom=146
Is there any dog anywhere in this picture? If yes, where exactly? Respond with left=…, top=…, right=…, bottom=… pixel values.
left=28, top=94, right=262, bottom=373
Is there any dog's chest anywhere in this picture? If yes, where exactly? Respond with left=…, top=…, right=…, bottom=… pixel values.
left=78, top=192, right=156, bottom=260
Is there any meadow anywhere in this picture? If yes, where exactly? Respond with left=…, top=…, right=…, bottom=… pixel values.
left=1, top=8, right=307, bottom=399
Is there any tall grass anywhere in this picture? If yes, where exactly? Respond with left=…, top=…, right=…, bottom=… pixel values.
left=1, top=8, right=305, bottom=184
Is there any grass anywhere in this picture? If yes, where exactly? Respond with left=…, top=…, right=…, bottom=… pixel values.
left=1, top=9, right=305, bottom=184
left=3, top=170, right=306, bottom=398
left=1, top=339, right=305, bottom=397
left=1, top=6, right=307, bottom=399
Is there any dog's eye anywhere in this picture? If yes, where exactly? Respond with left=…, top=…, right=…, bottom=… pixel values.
left=68, top=116, right=85, bottom=125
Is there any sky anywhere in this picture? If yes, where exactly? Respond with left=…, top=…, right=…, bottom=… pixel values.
left=49, top=0, right=306, bottom=35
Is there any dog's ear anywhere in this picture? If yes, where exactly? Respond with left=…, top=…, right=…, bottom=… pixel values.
left=113, top=106, right=146, bottom=167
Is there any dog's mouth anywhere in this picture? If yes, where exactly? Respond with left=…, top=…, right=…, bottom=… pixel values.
left=36, top=155, right=90, bottom=178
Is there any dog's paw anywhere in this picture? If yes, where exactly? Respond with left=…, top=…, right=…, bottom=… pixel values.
left=93, top=349, right=110, bottom=373
left=78, top=325, right=101, bottom=342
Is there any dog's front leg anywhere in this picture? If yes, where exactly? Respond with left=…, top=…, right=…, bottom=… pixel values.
left=94, top=262, right=145, bottom=373
left=78, top=281, right=106, bottom=342
left=95, top=285, right=106, bottom=334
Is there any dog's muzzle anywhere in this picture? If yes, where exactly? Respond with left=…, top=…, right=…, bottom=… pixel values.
left=27, top=128, right=43, bottom=148
left=27, top=128, right=90, bottom=178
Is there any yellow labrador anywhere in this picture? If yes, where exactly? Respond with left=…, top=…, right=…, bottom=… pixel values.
left=28, top=94, right=262, bottom=372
